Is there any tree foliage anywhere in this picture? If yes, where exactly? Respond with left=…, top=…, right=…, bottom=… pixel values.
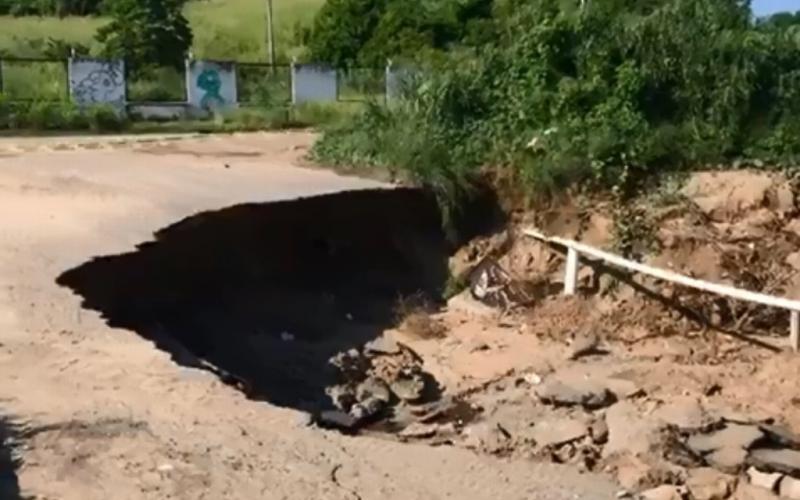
left=313, top=0, right=800, bottom=202
left=307, top=0, right=496, bottom=67
left=96, top=0, right=192, bottom=71
left=0, top=0, right=106, bottom=16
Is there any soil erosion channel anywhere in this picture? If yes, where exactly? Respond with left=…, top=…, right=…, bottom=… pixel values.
left=58, top=188, right=454, bottom=419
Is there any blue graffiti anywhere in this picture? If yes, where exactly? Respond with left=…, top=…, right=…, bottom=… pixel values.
left=197, top=68, right=225, bottom=110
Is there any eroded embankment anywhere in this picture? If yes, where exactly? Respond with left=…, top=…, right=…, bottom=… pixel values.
left=57, top=188, right=454, bottom=415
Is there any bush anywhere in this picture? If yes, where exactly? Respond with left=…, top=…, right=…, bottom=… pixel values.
left=313, top=0, right=800, bottom=205
left=0, top=96, right=127, bottom=132
left=0, top=0, right=106, bottom=16
left=306, top=0, right=495, bottom=67
left=97, top=0, right=193, bottom=72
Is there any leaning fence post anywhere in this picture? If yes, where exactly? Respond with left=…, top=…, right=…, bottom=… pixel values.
left=791, top=310, right=799, bottom=352
left=564, top=247, right=579, bottom=296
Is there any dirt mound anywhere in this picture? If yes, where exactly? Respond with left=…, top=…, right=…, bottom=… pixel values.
left=361, top=169, right=800, bottom=498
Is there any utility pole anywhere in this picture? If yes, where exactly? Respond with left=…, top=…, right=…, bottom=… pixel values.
left=266, top=0, right=276, bottom=66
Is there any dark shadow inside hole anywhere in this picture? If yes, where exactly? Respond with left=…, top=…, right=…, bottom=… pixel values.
left=56, top=188, right=459, bottom=414
left=0, top=415, right=25, bottom=500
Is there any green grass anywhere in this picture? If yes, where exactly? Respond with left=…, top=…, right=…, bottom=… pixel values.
left=0, top=0, right=325, bottom=61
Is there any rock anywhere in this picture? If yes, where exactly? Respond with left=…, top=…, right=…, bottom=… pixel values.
left=350, top=397, right=384, bottom=421
left=390, top=372, right=426, bottom=402
left=773, top=182, right=795, bottom=214
left=462, top=422, right=510, bottom=454
left=759, top=424, right=800, bottom=448
left=687, top=424, right=764, bottom=454
left=446, top=290, right=496, bottom=318
left=604, top=377, right=644, bottom=399
left=786, top=219, right=800, bottom=239
left=315, top=410, right=359, bottom=431
left=707, top=447, right=749, bottom=474
left=590, top=417, right=609, bottom=444
left=640, top=485, right=686, bottom=500
left=749, top=448, right=800, bottom=475
left=604, top=401, right=665, bottom=458
left=609, top=454, right=683, bottom=491
left=568, top=333, right=601, bottom=360
left=364, top=335, right=400, bottom=356
left=399, top=422, right=438, bottom=439
left=746, top=467, right=782, bottom=492
left=653, top=397, right=712, bottom=430
left=786, top=253, right=800, bottom=272
left=779, top=476, right=800, bottom=499
left=733, top=483, right=778, bottom=500
left=326, top=384, right=356, bottom=411
left=530, top=418, right=588, bottom=448
left=683, top=171, right=775, bottom=222
left=686, top=467, right=737, bottom=500
left=356, top=377, right=391, bottom=404
left=523, top=372, right=543, bottom=386
left=535, top=379, right=614, bottom=409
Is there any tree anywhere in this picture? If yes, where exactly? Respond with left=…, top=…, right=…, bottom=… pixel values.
left=96, top=0, right=192, bottom=71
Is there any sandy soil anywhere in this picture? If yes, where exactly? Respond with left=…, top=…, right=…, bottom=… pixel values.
left=0, top=132, right=617, bottom=500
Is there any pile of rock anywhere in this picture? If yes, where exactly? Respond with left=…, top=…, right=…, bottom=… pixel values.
left=320, top=334, right=453, bottom=433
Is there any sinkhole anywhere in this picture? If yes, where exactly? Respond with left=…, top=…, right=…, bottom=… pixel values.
left=56, top=186, right=502, bottom=421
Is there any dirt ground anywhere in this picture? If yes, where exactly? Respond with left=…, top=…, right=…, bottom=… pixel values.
left=0, top=132, right=618, bottom=500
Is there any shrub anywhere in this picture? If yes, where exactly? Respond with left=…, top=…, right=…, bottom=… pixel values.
left=313, top=0, right=800, bottom=206
left=97, top=0, right=193, bottom=73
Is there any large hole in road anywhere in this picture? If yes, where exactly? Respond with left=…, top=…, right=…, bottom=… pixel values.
left=57, top=187, right=502, bottom=423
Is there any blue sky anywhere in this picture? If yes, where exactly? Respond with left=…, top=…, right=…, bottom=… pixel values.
left=752, top=0, right=799, bottom=16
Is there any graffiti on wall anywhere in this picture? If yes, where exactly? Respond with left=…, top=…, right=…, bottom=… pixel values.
left=187, top=61, right=237, bottom=112
left=69, top=59, right=125, bottom=106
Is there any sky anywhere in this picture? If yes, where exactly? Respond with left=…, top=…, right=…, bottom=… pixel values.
left=752, top=0, right=799, bottom=16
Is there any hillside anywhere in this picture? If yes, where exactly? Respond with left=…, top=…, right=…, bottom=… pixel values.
left=0, top=0, right=324, bottom=61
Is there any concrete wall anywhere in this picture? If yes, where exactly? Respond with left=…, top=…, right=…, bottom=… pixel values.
left=128, top=103, right=190, bottom=121
left=68, top=58, right=125, bottom=108
left=386, top=66, right=414, bottom=102
left=61, top=58, right=393, bottom=116
left=292, top=64, right=338, bottom=104
left=186, top=60, right=238, bottom=114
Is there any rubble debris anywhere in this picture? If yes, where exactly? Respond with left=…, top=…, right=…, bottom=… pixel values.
left=746, top=467, right=782, bottom=492
left=653, top=397, right=713, bottom=431
left=758, top=424, right=800, bottom=449
left=604, top=377, right=644, bottom=400
left=364, top=335, right=401, bottom=356
left=706, top=447, right=749, bottom=474
left=640, top=484, right=686, bottom=500
left=356, top=377, right=391, bottom=405
left=462, top=421, right=511, bottom=454
left=568, top=332, right=602, bottom=360
left=399, top=422, right=439, bottom=439
left=604, top=401, right=665, bottom=458
left=535, top=379, right=614, bottom=409
left=590, top=417, right=609, bottom=445
left=530, top=418, right=588, bottom=449
left=688, top=424, right=764, bottom=451
left=326, top=384, right=357, bottom=412
left=314, top=410, right=359, bottom=432
left=748, top=448, right=800, bottom=475
left=390, top=368, right=426, bottom=403
left=778, top=476, right=800, bottom=499
left=607, top=454, right=684, bottom=491
left=733, top=483, right=779, bottom=500
left=686, top=467, right=736, bottom=500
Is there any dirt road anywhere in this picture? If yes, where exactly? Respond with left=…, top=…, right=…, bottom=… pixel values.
left=0, top=132, right=617, bottom=500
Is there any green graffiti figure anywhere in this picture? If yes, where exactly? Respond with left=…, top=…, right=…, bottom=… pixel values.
left=197, top=69, right=225, bottom=110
